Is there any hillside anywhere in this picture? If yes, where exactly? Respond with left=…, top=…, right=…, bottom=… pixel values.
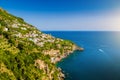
left=0, top=8, right=83, bottom=80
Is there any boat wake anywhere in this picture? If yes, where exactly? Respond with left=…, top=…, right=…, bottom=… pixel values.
left=98, top=49, right=105, bottom=53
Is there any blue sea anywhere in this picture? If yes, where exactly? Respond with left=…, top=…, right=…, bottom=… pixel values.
left=44, top=31, right=120, bottom=80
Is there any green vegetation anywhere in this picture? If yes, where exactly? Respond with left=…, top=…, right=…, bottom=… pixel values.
left=0, top=8, right=76, bottom=80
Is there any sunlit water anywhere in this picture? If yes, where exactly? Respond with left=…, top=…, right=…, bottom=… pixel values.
left=44, top=31, right=120, bottom=80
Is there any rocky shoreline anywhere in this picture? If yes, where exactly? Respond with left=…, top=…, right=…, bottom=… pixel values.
left=41, top=44, right=83, bottom=79
left=55, top=45, right=84, bottom=80
left=57, top=44, right=84, bottom=63
left=44, top=44, right=84, bottom=64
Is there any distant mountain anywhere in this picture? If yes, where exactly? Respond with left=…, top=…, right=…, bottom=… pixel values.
left=0, top=8, right=83, bottom=80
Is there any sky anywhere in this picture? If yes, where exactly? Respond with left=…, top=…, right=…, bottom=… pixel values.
left=0, top=0, right=120, bottom=31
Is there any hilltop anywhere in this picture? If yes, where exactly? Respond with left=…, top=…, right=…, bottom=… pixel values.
left=0, top=8, right=83, bottom=80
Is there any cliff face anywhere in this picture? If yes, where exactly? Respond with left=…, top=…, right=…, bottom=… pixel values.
left=0, top=8, right=83, bottom=80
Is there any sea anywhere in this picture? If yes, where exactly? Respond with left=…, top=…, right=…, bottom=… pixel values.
left=43, top=31, right=120, bottom=80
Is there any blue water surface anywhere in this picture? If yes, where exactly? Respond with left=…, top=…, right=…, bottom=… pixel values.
left=44, top=31, right=120, bottom=80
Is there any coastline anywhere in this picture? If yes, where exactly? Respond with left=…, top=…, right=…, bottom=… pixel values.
left=59, top=44, right=84, bottom=62
left=55, top=44, right=84, bottom=79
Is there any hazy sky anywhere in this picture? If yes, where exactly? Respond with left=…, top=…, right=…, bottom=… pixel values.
left=0, top=0, right=120, bottom=31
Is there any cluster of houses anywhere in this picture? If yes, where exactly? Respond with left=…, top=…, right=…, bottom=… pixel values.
left=3, top=20, right=63, bottom=48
